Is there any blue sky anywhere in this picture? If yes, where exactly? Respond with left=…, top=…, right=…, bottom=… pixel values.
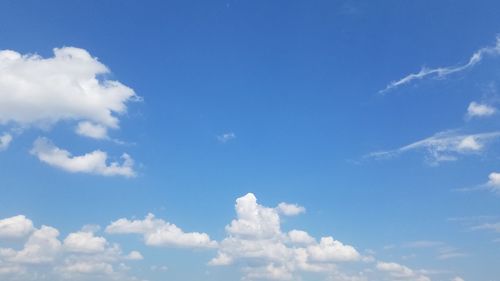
left=0, top=1, right=500, bottom=280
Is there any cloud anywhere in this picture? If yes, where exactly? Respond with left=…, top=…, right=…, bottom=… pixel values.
left=0, top=133, right=12, bottom=151
left=381, top=36, right=500, bottom=93
left=471, top=222, right=500, bottom=233
left=276, top=203, right=306, bottom=216
left=0, top=47, right=138, bottom=132
left=75, top=121, right=109, bottom=140
left=367, top=130, right=500, bottom=165
left=210, top=193, right=362, bottom=280
left=125, top=251, right=143, bottom=261
left=31, top=137, right=135, bottom=177
left=217, top=132, right=236, bottom=143
left=486, top=172, right=500, bottom=193
left=466, top=102, right=496, bottom=118
left=0, top=215, right=143, bottom=281
left=376, top=261, right=430, bottom=281
left=63, top=231, right=107, bottom=254
left=105, top=213, right=217, bottom=249
left=0, top=215, right=34, bottom=239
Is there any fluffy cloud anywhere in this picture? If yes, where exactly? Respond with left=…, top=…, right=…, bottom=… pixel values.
left=106, top=213, right=217, bottom=248
left=63, top=231, right=107, bottom=254
left=0, top=133, right=12, bottom=151
left=277, top=203, right=306, bottom=216
left=0, top=215, right=143, bottom=281
left=210, top=193, right=362, bottom=280
left=8, top=225, right=62, bottom=264
left=0, top=215, right=34, bottom=239
left=467, top=102, right=496, bottom=118
left=368, top=130, right=500, bottom=165
left=31, top=137, right=135, bottom=177
left=376, top=261, right=430, bottom=281
left=381, top=36, right=500, bottom=93
left=0, top=47, right=137, bottom=132
left=486, top=172, right=500, bottom=193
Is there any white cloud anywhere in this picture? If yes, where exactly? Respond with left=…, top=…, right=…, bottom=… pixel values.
left=277, top=202, right=306, bottom=216
left=0, top=215, right=34, bottom=239
left=125, top=251, right=143, bottom=261
left=0, top=47, right=138, bottom=131
left=105, top=213, right=217, bottom=249
left=0, top=215, right=143, bottom=281
left=307, top=237, right=361, bottom=262
left=376, top=261, right=430, bottom=281
left=75, top=121, right=109, bottom=140
left=217, top=132, right=236, bottom=143
left=0, top=133, right=12, bottom=151
left=63, top=231, right=107, bottom=254
left=210, top=193, right=362, bottom=280
left=381, top=36, right=500, bottom=93
left=367, top=130, right=500, bottom=165
left=287, top=230, right=315, bottom=245
left=9, top=225, right=62, bottom=264
left=452, top=277, right=465, bottom=281
left=31, top=137, right=136, bottom=177
left=467, top=102, right=496, bottom=118
left=486, top=172, right=500, bottom=193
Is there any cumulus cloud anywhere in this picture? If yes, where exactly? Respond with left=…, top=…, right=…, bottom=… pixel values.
left=31, top=137, right=135, bottom=177
left=63, top=231, right=107, bottom=254
left=376, top=261, right=430, bottom=281
left=367, top=130, right=500, bottom=165
left=0, top=47, right=138, bottom=131
left=381, top=36, right=500, bottom=93
left=0, top=215, right=142, bottom=281
left=0, top=215, right=34, bottom=239
left=466, top=102, right=496, bottom=118
left=0, top=133, right=12, bottom=151
left=210, top=193, right=362, bottom=280
left=105, top=213, right=217, bottom=249
left=277, top=202, right=306, bottom=216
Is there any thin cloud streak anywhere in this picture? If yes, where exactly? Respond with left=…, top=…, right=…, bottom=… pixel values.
left=381, top=36, right=500, bottom=93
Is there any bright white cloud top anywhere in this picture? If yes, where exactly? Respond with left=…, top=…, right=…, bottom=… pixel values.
left=210, top=193, right=363, bottom=280
left=0, top=47, right=138, bottom=136
left=0, top=215, right=34, bottom=239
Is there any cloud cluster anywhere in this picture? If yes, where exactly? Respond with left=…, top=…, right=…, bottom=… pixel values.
left=0, top=47, right=139, bottom=177
left=381, top=36, right=500, bottom=93
left=210, top=193, right=363, bottom=280
left=0, top=194, right=457, bottom=281
left=0, top=215, right=142, bottom=281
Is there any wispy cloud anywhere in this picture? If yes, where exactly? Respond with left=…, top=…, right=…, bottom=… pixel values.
left=217, top=132, right=236, bottom=143
left=367, top=130, right=500, bottom=165
left=380, top=36, right=500, bottom=93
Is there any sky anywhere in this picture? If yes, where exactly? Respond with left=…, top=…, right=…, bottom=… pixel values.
left=0, top=0, right=500, bottom=280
